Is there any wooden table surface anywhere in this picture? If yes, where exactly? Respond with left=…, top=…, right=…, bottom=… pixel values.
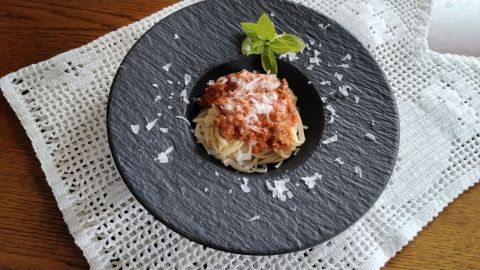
left=0, top=1, right=479, bottom=269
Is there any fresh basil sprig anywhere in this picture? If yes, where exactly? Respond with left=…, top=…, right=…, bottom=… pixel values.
left=241, top=13, right=305, bottom=74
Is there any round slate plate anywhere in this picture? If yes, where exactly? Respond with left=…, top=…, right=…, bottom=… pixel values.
left=107, top=0, right=399, bottom=255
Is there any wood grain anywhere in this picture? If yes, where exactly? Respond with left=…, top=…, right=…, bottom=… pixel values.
left=0, top=1, right=478, bottom=269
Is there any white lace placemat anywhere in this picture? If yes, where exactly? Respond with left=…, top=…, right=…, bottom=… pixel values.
left=1, top=0, right=479, bottom=269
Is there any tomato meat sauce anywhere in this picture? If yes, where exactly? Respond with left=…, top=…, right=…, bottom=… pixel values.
left=197, top=70, right=299, bottom=154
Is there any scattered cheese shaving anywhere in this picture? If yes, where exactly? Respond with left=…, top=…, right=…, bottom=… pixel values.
left=152, top=83, right=159, bottom=88
left=174, top=34, right=179, bottom=39
left=338, top=63, right=350, bottom=68
left=204, top=187, right=209, bottom=192
left=240, top=177, right=251, bottom=193
left=334, top=72, right=343, bottom=81
left=322, top=134, right=338, bottom=144
left=355, top=95, right=360, bottom=103
left=167, top=105, right=173, bottom=110
left=214, top=171, right=219, bottom=176
left=279, top=52, right=299, bottom=62
left=307, top=65, right=314, bottom=70
left=320, top=80, right=331, bottom=86
left=154, top=95, right=162, bottom=102
left=159, top=128, right=169, bottom=133
left=167, top=80, right=173, bottom=84
left=146, top=119, right=158, bottom=131
left=154, top=146, right=174, bottom=164
left=309, top=50, right=321, bottom=65
left=162, top=63, right=171, bottom=72
left=338, top=85, right=352, bottom=97
left=341, top=54, right=352, bottom=61
left=184, top=73, right=192, bottom=86
left=301, top=173, right=322, bottom=189
left=130, top=125, right=140, bottom=135
left=365, top=133, right=376, bottom=141
left=308, top=81, right=313, bottom=85
left=266, top=178, right=290, bottom=201
left=228, top=189, right=233, bottom=194
left=335, top=157, right=344, bottom=165
left=354, top=166, right=363, bottom=178
left=371, top=120, right=375, bottom=126
left=326, top=104, right=336, bottom=124
left=180, top=89, right=189, bottom=104
left=319, top=23, right=331, bottom=30
left=248, top=215, right=260, bottom=222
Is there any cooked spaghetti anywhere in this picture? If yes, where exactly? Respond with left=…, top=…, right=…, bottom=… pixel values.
left=193, top=70, right=305, bottom=173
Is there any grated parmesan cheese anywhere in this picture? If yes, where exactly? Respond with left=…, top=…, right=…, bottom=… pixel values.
left=335, top=157, right=344, bottom=165
left=309, top=50, right=321, bottom=65
left=184, top=73, right=192, bottom=86
left=180, top=89, right=189, bottom=104
left=338, top=63, right=350, bottom=68
left=354, top=165, right=363, bottom=178
left=319, top=23, right=331, bottom=30
left=365, top=133, right=376, bottom=141
left=301, top=173, right=322, bottom=189
left=326, top=104, right=336, bottom=124
left=240, top=177, right=251, bottom=193
left=320, top=80, right=331, bottom=86
left=248, top=215, right=260, bottom=222
left=334, top=72, right=343, bottom=81
left=130, top=125, right=140, bottom=135
left=174, top=34, right=179, bottom=39
left=355, top=95, right=360, bottom=103
left=322, top=134, right=338, bottom=144
left=266, top=178, right=291, bottom=201
left=146, top=118, right=158, bottom=131
left=159, top=128, right=169, bottom=133
left=167, top=80, right=173, bottom=85
left=162, top=63, right=171, bottom=72
left=154, top=146, right=174, bottom=164
left=152, top=83, right=159, bottom=88
left=341, top=54, right=352, bottom=61
left=279, top=52, right=299, bottom=62
left=338, top=85, right=352, bottom=97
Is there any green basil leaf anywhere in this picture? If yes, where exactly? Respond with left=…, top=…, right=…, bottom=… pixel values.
left=261, top=46, right=278, bottom=74
left=240, top=22, right=259, bottom=41
left=251, top=40, right=265, bottom=54
left=241, top=38, right=254, bottom=55
left=242, top=38, right=265, bottom=55
left=256, top=13, right=276, bottom=41
left=269, top=34, right=306, bottom=54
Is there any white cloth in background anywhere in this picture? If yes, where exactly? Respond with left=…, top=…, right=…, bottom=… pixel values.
left=1, top=0, right=479, bottom=269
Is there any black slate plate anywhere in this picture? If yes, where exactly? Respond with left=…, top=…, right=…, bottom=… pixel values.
left=107, top=0, right=399, bottom=255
